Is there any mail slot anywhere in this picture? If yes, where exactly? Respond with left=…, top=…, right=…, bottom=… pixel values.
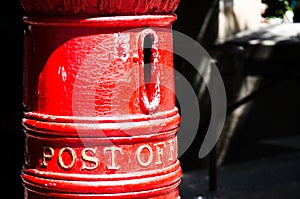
left=19, top=0, right=182, bottom=198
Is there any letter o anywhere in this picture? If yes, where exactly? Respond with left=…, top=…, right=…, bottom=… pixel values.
left=58, top=147, right=76, bottom=170
left=136, top=144, right=153, bottom=167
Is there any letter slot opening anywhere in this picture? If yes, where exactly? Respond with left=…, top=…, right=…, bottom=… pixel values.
left=143, top=34, right=154, bottom=85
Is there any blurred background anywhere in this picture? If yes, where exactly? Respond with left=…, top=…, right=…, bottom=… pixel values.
left=1, top=0, right=300, bottom=198
left=174, top=1, right=300, bottom=198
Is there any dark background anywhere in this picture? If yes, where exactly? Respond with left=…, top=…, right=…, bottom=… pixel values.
left=0, top=1, right=24, bottom=198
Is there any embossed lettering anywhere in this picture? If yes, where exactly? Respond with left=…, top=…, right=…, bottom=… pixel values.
left=168, top=139, right=176, bottom=161
left=40, top=146, right=54, bottom=168
left=154, top=142, right=166, bottom=165
left=82, top=148, right=99, bottom=171
left=58, top=147, right=76, bottom=170
left=136, top=144, right=153, bottom=167
left=104, top=146, right=123, bottom=170
left=38, top=138, right=178, bottom=171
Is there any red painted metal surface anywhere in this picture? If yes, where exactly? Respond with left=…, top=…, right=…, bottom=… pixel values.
left=19, top=1, right=181, bottom=198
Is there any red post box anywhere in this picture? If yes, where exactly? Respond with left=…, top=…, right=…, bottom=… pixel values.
left=19, top=1, right=181, bottom=198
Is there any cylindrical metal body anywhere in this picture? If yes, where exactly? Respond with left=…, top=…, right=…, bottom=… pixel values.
left=19, top=1, right=181, bottom=198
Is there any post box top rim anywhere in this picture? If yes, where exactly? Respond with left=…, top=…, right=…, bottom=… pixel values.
left=23, top=14, right=177, bottom=27
left=19, top=0, right=181, bottom=17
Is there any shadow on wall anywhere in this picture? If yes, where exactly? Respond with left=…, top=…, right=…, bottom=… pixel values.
left=175, top=43, right=251, bottom=171
left=217, top=0, right=265, bottom=43
left=173, top=0, right=284, bottom=172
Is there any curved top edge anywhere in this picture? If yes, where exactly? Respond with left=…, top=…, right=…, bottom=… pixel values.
left=23, top=14, right=177, bottom=27
left=19, top=0, right=181, bottom=17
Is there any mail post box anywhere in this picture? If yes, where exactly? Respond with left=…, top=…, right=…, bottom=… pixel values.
left=19, top=0, right=182, bottom=198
